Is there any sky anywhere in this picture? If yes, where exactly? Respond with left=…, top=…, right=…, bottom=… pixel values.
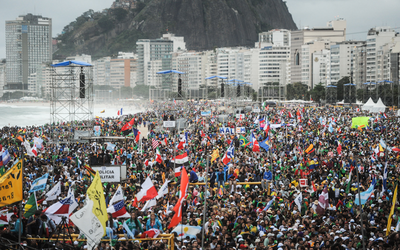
left=0, top=0, right=399, bottom=59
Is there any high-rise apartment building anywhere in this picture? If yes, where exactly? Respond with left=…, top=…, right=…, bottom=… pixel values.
left=5, top=14, right=52, bottom=90
left=291, top=18, right=346, bottom=88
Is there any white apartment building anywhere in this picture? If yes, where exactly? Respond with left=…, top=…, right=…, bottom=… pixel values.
left=66, top=54, right=92, bottom=64
left=94, top=57, right=111, bottom=86
left=162, top=33, right=186, bottom=52
left=258, top=46, right=290, bottom=89
left=0, top=63, right=5, bottom=97
left=256, top=29, right=291, bottom=48
left=366, top=27, right=397, bottom=83
left=147, top=59, right=163, bottom=88
left=328, top=41, right=365, bottom=86
left=291, top=18, right=347, bottom=88
left=5, top=14, right=52, bottom=91
left=312, top=49, right=330, bottom=87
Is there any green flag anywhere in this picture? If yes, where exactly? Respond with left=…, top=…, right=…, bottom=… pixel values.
left=0, top=166, right=6, bottom=177
left=24, top=193, right=38, bottom=218
left=346, top=167, right=353, bottom=194
left=239, top=135, right=250, bottom=148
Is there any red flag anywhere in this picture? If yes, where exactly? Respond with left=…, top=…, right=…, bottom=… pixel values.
left=132, top=177, right=158, bottom=207
left=316, top=186, right=329, bottom=215
left=156, top=148, right=162, bottom=163
left=121, top=122, right=132, bottom=131
left=168, top=168, right=189, bottom=229
left=337, top=143, right=342, bottom=156
left=164, top=138, right=168, bottom=145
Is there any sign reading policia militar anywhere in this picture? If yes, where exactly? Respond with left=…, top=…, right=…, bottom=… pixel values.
left=0, top=159, right=23, bottom=207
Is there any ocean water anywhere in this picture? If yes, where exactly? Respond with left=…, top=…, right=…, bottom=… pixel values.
left=0, top=103, right=143, bottom=128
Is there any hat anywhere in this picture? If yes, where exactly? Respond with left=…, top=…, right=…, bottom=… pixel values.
left=350, top=219, right=355, bottom=223
left=278, top=243, right=284, bottom=247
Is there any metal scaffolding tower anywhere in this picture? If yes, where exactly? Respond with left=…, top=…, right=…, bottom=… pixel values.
left=326, top=85, right=337, bottom=104
left=344, top=83, right=356, bottom=104
left=50, top=61, right=94, bottom=129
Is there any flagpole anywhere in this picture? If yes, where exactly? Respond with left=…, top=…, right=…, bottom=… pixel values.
left=201, top=155, right=210, bottom=250
left=355, top=155, right=366, bottom=250
left=18, top=153, right=24, bottom=246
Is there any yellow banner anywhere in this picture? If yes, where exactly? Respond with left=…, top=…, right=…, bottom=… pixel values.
left=0, top=159, right=23, bottom=208
left=387, top=185, right=398, bottom=236
left=87, top=171, right=108, bottom=236
left=211, top=149, right=219, bottom=162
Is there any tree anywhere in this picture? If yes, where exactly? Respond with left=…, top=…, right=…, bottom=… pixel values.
left=336, top=76, right=350, bottom=101
left=132, top=84, right=149, bottom=98
left=111, top=8, right=128, bottom=22
left=286, top=82, right=309, bottom=100
left=120, top=86, right=133, bottom=99
left=309, top=83, right=325, bottom=103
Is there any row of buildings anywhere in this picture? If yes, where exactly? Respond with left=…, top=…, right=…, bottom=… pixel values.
left=2, top=14, right=400, bottom=100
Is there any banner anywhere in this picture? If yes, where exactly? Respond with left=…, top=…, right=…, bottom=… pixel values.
left=93, top=126, right=101, bottom=137
left=219, top=127, right=235, bottom=134
left=201, top=111, right=212, bottom=116
left=0, top=159, right=23, bottom=208
left=92, top=166, right=121, bottom=183
left=351, top=117, right=370, bottom=129
left=163, top=121, right=176, bottom=128
left=235, top=127, right=246, bottom=134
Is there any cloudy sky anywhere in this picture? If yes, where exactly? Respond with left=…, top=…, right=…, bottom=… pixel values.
left=0, top=0, right=399, bottom=59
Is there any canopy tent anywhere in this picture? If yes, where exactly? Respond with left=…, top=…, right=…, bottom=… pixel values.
left=369, top=98, right=386, bottom=113
left=51, top=60, right=92, bottom=67
left=362, top=97, right=375, bottom=112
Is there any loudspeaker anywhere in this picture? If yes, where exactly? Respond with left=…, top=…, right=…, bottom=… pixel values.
left=178, top=77, right=182, bottom=97
left=221, top=82, right=224, bottom=97
left=79, top=72, right=85, bottom=98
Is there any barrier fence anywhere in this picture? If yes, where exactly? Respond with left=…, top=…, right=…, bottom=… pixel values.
left=26, top=233, right=175, bottom=250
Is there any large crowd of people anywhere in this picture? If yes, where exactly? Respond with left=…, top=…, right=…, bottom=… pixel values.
left=1, top=100, right=400, bottom=250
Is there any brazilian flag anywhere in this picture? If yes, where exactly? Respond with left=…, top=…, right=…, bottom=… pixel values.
left=239, top=135, right=250, bottom=148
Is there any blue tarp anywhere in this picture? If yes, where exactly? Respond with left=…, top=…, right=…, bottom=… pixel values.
left=51, top=60, right=92, bottom=67
left=205, top=75, right=227, bottom=80
left=156, top=70, right=185, bottom=74
left=344, top=83, right=356, bottom=86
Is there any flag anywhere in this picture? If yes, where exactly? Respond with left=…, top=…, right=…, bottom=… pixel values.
left=141, top=198, right=157, bottom=212
left=311, top=181, right=317, bottom=193
left=132, top=177, right=158, bottom=207
left=164, top=138, right=168, bottom=146
left=316, top=186, right=329, bottom=215
left=200, top=130, right=206, bottom=137
left=0, top=166, right=6, bottom=177
left=0, top=209, right=11, bottom=224
left=33, top=137, right=43, bottom=150
left=29, top=173, right=49, bottom=193
left=121, top=122, right=132, bottom=132
left=132, top=128, right=141, bottom=143
left=109, top=185, right=125, bottom=206
left=23, top=140, right=36, bottom=157
left=211, top=149, right=219, bottom=162
left=1, top=150, right=11, bottom=166
left=44, top=193, right=78, bottom=217
left=70, top=171, right=108, bottom=250
left=177, top=134, right=187, bottom=150
left=305, top=144, right=314, bottom=154
left=24, top=193, right=38, bottom=218
left=84, top=165, right=96, bottom=178
left=45, top=182, right=62, bottom=201
left=168, top=167, right=189, bottom=229
left=222, top=145, right=234, bottom=165
left=152, top=138, right=160, bottom=150
left=239, top=135, right=250, bottom=148
left=354, top=178, right=376, bottom=205
left=383, top=162, right=388, bottom=192
left=144, top=159, right=149, bottom=167
left=294, top=193, right=302, bottom=210
left=259, top=138, right=270, bottom=152
left=346, top=167, right=354, bottom=194
left=387, top=185, right=398, bottom=236
left=251, top=133, right=260, bottom=152
left=171, top=152, right=189, bottom=171
left=264, top=123, right=270, bottom=134
left=175, top=166, right=182, bottom=177
left=172, top=225, right=201, bottom=240
left=100, top=110, right=105, bottom=113
left=263, top=197, right=275, bottom=211
left=156, top=180, right=170, bottom=199
left=0, top=159, right=23, bottom=207
left=337, top=142, right=342, bottom=156
left=155, top=148, right=163, bottom=163
left=107, top=200, right=130, bottom=218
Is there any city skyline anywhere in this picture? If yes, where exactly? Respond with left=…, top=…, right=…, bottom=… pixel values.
left=0, top=0, right=399, bottom=59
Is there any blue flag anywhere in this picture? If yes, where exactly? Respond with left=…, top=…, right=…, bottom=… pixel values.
left=29, top=173, right=49, bottom=193
left=259, top=137, right=270, bottom=152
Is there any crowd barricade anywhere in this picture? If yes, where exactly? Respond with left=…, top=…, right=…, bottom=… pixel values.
left=26, top=233, right=175, bottom=249
left=169, top=182, right=262, bottom=186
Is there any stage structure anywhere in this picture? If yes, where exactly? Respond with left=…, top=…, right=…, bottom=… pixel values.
left=205, top=75, right=227, bottom=99
left=344, top=83, right=356, bottom=104
left=378, top=80, right=394, bottom=106
left=362, top=82, right=376, bottom=103
left=258, top=83, right=285, bottom=102
left=155, top=70, right=186, bottom=100
left=50, top=60, right=94, bottom=130
left=325, top=85, right=337, bottom=104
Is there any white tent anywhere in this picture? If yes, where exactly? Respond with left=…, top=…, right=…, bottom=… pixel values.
left=369, top=98, right=386, bottom=113
left=362, top=97, right=375, bottom=112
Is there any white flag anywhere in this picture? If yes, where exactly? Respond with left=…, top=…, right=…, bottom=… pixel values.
left=156, top=180, right=170, bottom=199
left=109, top=185, right=124, bottom=206
left=294, top=192, right=303, bottom=211
left=141, top=198, right=157, bottom=212
left=70, top=197, right=104, bottom=250
left=45, top=182, right=61, bottom=201
left=23, top=140, right=35, bottom=157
